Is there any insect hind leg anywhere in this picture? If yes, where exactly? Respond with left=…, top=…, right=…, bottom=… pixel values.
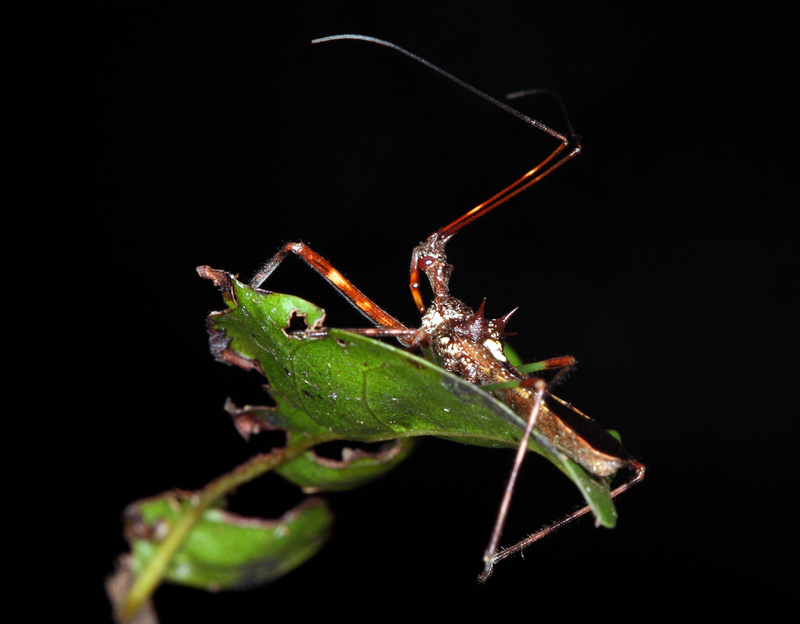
left=517, top=355, right=576, bottom=375
left=479, top=458, right=646, bottom=582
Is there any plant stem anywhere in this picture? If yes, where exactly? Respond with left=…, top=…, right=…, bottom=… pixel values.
left=117, top=437, right=320, bottom=622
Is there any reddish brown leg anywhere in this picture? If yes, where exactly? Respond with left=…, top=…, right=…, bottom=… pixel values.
left=520, top=355, right=576, bottom=372
left=479, top=459, right=646, bottom=581
left=437, top=139, right=579, bottom=239
left=301, top=326, right=423, bottom=342
left=252, top=242, right=408, bottom=332
left=479, top=378, right=546, bottom=581
left=482, top=357, right=576, bottom=393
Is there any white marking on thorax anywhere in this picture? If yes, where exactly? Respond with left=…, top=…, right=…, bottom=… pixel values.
left=483, top=338, right=507, bottom=363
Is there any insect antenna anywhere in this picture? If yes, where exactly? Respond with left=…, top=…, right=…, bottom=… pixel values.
left=312, top=34, right=582, bottom=240
left=313, top=34, right=567, bottom=140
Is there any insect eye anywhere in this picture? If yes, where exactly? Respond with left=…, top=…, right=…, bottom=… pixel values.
left=420, top=255, right=436, bottom=269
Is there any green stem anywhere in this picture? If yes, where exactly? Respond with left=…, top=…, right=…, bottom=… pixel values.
left=118, top=437, right=321, bottom=622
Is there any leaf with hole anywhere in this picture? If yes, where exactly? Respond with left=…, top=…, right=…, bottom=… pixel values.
left=200, top=266, right=618, bottom=522
left=124, top=491, right=333, bottom=591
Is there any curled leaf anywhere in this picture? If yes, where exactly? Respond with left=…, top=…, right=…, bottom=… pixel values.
left=200, top=267, right=618, bottom=526
left=124, top=491, right=333, bottom=591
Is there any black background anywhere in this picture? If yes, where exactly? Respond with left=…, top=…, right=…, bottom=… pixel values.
left=44, top=2, right=795, bottom=620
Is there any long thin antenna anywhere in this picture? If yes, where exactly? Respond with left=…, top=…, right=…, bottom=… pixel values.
left=312, top=34, right=582, bottom=241
left=312, top=34, right=569, bottom=143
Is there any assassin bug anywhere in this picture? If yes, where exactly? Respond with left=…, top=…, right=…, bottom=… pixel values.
left=251, top=35, right=645, bottom=581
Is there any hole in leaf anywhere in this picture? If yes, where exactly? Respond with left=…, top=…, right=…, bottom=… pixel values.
left=283, top=309, right=310, bottom=337
left=246, top=428, right=288, bottom=454
left=312, top=439, right=394, bottom=462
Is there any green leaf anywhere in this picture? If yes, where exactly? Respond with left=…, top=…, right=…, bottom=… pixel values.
left=115, top=266, right=623, bottom=620
left=275, top=438, right=416, bottom=492
left=227, top=398, right=417, bottom=492
left=124, top=491, right=333, bottom=591
left=200, top=267, right=617, bottom=526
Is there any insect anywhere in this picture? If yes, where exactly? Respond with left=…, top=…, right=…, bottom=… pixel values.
left=251, top=34, right=645, bottom=581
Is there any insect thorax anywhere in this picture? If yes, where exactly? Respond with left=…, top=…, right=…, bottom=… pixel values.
left=421, top=295, right=519, bottom=388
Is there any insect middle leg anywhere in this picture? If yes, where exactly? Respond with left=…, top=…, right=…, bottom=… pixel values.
left=480, top=377, right=548, bottom=581
left=481, top=458, right=645, bottom=581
